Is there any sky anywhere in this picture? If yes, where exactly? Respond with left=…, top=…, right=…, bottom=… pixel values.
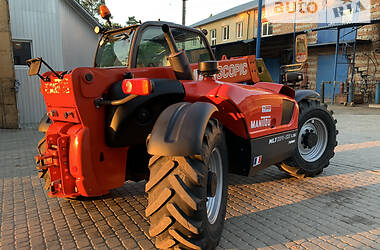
left=106, top=0, right=251, bottom=26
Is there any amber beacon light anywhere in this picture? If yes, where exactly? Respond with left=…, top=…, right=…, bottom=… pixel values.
left=99, top=5, right=111, bottom=19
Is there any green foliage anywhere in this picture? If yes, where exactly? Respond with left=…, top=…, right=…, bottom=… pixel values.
left=76, top=1, right=141, bottom=29
left=127, top=16, right=139, bottom=25
left=103, top=22, right=123, bottom=29
left=76, top=0, right=105, bottom=22
left=76, top=0, right=124, bottom=28
left=137, top=41, right=168, bottom=67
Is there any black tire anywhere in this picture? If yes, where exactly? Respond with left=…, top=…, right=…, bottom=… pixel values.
left=280, top=100, right=337, bottom=178
left=36, top=136, right=52, bottom=190
left=146, top=119, right=228, bottom=249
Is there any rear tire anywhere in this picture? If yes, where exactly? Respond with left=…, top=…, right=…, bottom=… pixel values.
left=146, top=119, right=228, bottom=249
left=280, top=100, right=337, bottom=178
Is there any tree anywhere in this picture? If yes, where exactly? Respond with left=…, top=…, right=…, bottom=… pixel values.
left=127, top=16, right=139, bottom=26
left=77, top=0, right=124, bottom=28
left=76, top=0, right=105, bottom=22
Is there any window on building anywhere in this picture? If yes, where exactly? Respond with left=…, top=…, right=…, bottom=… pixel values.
left=222, top=25, right=230, bottom=41
left=262, top=22, right=273, bottom=36
left=12, top=41, right=32, bottom=65
left=342, top=9, right=353, bottom=23
left=192, top=38, right=198, bottom=47
left=236, top=22, right=243, bottom=39
left=210, top=29, right=217, bottom=46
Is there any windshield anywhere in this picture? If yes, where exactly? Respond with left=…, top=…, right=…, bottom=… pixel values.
left=95, top=29, right=135, bottom=68
left=136, top=26, right=212, bottom=68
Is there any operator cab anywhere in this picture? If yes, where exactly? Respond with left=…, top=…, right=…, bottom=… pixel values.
left=94, top=22, right=215, bottom=69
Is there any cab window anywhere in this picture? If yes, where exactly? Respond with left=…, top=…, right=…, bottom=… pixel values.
left=95, top=29, right=135, bottom=68
left=136, top=26, right=211, bottom=68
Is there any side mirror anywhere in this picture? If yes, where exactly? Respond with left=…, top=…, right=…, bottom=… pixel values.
left=26, top=57, right=62, bottom=81
left=26, top=58, right=42, bottom=76
left=295, top=34, right=308, bottom=63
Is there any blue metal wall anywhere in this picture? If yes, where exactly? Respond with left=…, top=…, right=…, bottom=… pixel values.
left=317, top=17, right=357, bottom=44
left=263, top=57, right=280, bottom=83
left=316, top=54, right=349, bottom=98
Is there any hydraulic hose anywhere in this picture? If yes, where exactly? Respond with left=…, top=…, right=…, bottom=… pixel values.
left=94, top=95, right=137, bottom=108
left=109, top=95, right=137, bottom=105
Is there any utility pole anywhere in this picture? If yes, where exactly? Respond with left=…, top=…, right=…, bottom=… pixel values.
left=256, top=0, right=263, bottom=59
left=292, top=2, right=297, bottom=64
left=182, top=0, right=187, bottom=25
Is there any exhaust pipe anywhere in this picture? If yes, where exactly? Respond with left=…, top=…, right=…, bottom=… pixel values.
left=162, top=24, right=193, bottom=80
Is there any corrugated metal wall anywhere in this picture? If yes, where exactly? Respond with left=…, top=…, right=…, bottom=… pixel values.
left=9, top=0, right=98, bottom=127
left=59, top=0, right=99, bottom=70
left=10, top=0, right=63, bottom=127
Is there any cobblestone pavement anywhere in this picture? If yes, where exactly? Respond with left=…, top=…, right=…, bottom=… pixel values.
left=1, top=105, right=380, bottom=249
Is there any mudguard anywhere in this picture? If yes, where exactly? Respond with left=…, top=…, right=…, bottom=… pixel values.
left=295, top=89, right=320, bottom=103
left=105, top=78, right=185, bottom=147
left=254, top=82, right=295, bottom=99
left=147, top=102, right=218, bottom=156
left=38, top=113, right=52, bottom=132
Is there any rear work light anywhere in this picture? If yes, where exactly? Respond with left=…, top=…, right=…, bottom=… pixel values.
left=122, top=78, right=153, bottom=96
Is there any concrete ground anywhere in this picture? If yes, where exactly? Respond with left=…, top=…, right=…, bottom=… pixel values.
left=1, top=104, right=380, bottom=249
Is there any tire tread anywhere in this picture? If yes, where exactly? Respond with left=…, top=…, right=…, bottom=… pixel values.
left=147, top=119, right=227, bottom=249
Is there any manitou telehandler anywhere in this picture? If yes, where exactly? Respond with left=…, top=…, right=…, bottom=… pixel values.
left=27, top=5, right=337, bottom=249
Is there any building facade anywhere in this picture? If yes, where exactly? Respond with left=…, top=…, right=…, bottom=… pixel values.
left=193, top=1, right=380, bottom=100
left=5, top=0, right=100, bottom=128
left=0, top=0, right=18, bottom=128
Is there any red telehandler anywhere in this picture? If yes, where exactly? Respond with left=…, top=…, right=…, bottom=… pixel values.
left=27, top=6, right=337, bottom=249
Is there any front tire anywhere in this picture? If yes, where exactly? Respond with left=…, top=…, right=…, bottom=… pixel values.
left=280, top=100, right=337, bottom=178
left=146, top=119, right=228, bottom=249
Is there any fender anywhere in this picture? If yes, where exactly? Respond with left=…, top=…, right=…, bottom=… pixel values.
left=295, top=89, right=320, bottom=103
left=38, top=113, right=52, bottom=132
left=105, top=79, right=185, bottom=147
left=254, top=82, right=295, bottom=99
left=147, top=102, right=218, bottom=156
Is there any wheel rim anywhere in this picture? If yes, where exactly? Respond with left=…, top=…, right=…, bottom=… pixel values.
left=206, top=148, right=223, bottom=224
left=298, top=117, right=328, bottom=162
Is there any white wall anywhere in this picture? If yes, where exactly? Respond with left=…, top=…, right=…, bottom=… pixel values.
left=10, top=0, right=99, bottom=127
left=59, top=0, right=99, bottom=69
left=10, top=0, right=63, bottom=127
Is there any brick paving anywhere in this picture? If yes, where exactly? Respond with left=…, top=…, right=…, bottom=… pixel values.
left=1, top=106, right=380, bottom=249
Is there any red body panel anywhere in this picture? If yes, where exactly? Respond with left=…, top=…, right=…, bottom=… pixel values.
left=38, top=55, right=298, bottom=198
left=182, top=79, right=298, bottom=139
left=192, top=56, right=260, bottom=83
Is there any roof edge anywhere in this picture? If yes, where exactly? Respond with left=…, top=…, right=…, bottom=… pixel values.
left=191, top=1, right=259, bottom=27
left=63, top=0, right=102, bottom=29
